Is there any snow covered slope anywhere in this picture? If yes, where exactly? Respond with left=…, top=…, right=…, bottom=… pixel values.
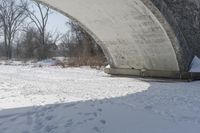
left=190, top=56, right=200, bottom=72
left=0, top=65, right=200, bottom=133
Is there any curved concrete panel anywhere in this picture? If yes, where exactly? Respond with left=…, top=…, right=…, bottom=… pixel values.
left=36, top=0, right=193, bottom=73
left=150, top=0, right=194, bottom=71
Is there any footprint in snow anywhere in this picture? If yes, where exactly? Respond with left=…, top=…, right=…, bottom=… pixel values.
left=45, top=115, right=54, bottom=121
left=93, top=112, right=98, bottom=117
left=2, top=127, right=8, bottom=132
left=144, top=105, right=153, bottom=110
left=88, top=118, right=95, bottom=121
left=90, top=103, right=95, bottom=107
left=45, top=125, right=58, bottom=132
left=33, top=120, right=44, bottom=130
left=84, top=113, right=92, bottom=116
left=100, top=120, right=106, bottom=125
left=93, top=126, right=101, bottom=133
left=84, top=112, right=98, bottom=117
left=99, top=101, right=104, bottom=105
left=64, top=103, right=77, bottom=108
left=76, top=121, right=84, bottom=125
left=97, top=108, right=103, bottom=112
left=65, top=119, right=73, bottom=127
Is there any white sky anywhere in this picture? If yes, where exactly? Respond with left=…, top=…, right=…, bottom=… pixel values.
left=29, top=0, right=70, bottom=35
left=46, top=9, right=70, bottom=34
left=0, top=1, right=69, bottom=43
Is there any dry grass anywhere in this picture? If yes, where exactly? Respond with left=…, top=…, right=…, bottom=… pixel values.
left=67, top=56, right=107, bottom=69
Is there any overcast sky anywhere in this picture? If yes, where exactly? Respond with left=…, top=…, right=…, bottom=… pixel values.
left=29, top=1, right=70, bottom=35
left=46, top=9, right=70, bottom=34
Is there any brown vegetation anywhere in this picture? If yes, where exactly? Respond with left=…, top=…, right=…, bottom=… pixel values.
left=67, top=56, right=107, bottom=68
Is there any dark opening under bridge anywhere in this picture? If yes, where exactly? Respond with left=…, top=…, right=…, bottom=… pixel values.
left=36, top=0, right=200, bottom=79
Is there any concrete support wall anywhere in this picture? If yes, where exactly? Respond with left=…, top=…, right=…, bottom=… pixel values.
left=37, top=0, right=193, bottom=73
left=152, top=0, right=200, bottom=58
left=151, top=0, right=194, bottom=71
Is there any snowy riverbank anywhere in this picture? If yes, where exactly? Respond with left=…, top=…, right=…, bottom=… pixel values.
left=0, top=65, right=200, bottom=133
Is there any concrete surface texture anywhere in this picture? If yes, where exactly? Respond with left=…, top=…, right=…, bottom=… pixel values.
left=152, top=0, right=200, bottom=58
left=37, top=0, right=194, bottom=73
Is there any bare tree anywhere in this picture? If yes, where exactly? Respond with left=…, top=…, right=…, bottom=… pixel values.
left=59, top=20, right=106, bottom=67
left=66, top=20, right=103, bottom=57
left=0, top=0, right=28, bottom=59
left=18, top=27, right=39, bottom=58
left=26, top=1, right=52, bottom=59
left=16, top=26, right=60, bottom=59
left=59, top=31, right=72, bottom=57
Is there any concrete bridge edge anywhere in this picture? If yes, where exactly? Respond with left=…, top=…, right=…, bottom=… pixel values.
left=141, top=0, right=194, bottom=72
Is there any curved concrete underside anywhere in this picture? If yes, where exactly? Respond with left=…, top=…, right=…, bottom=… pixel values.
left=36, top=0, right=194, bottom=74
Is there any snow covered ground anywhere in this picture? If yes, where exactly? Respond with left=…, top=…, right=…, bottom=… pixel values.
left=190, top=56, right=200, bottom=72
left=0, top=65, right=200, bottom=133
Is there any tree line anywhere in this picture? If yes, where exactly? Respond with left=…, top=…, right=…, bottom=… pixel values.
left=0, top=0, right=106, bottom=65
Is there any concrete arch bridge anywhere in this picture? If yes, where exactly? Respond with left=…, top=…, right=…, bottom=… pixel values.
left=37, top=0, right=200, bottom=79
